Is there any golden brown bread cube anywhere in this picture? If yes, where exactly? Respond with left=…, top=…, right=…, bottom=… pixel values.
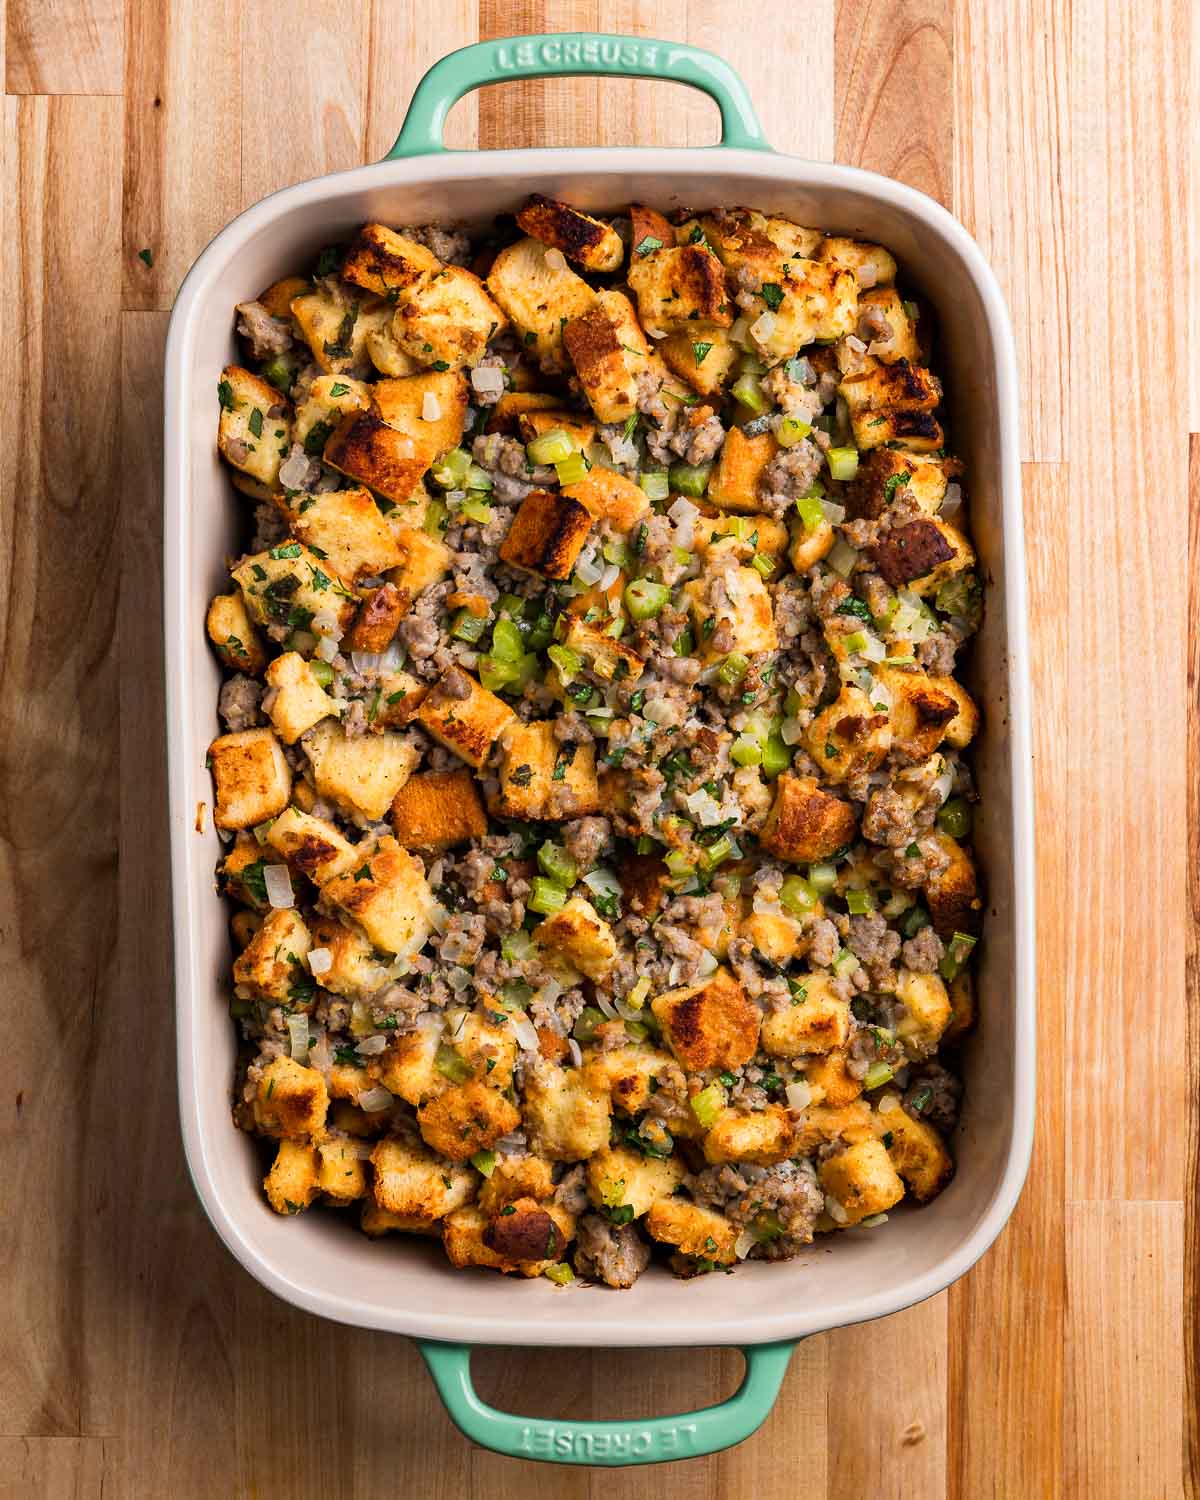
left=627, top=243, right=731, bottom=338
left=360, top=1203, right=441, bottom=1237
left=322, top=410, right=429, bottom=505
left=944, top=971, right=976, bottom=1042
left=924, top=832, right=981, bottom=938
left=585, top=1146, right=685, bottom=1217
left=703, top=1104, right=796, bottom=1166
left=416, top=1080, right=521, bottom=1162
left=206, top=592, right=268, bottom=675
left=644, top=1198, right=739, bottom=1264
left=873, top=1092, right=954, bottom=1202
left=522, top=1060, right=612, bottom=1161
left=516, top=408, right=597, bottom=451
left=759, top=774, right=858, bottom=864
left=875, top=666, right=958, bottom=760
left=233, top=907, right=313, bottom=1003
left=738, top=910, right=808, bottom=966
left=303, top=719, right=419, bottom=822
left=490, top=720, right=602, bottom=821
left=660, top=323, right=740, bottom=397
left=315, top=1136, right=368, bottom=1201
left=839, top=359, right=943, bottom=453
left=535, top=896, right=617, bottom=981
left=219, top=834, right=285, bottom=911
left=442, top=1010, right=519, bottom=1091
left=788, top=511, right=837, bottom=572
left=387, top=524, right=454, bottom=606
left=486, top=236, right=597, bottom=370
left=264, top=1139, right=320, bottom=1214
left=894, top=968, right=952, bottom=1057
left=682, top=563, right=778, bottom=662
left=843, top=448, right=953, bottom=522
left=442, top=1201, right=574, bottom=1276
left=516, top=195, right=624, bottom=272
left=818, top=1137, right=905, bottom=1226
left=858, top=287, right=920, bottom=363
left=562, top=289, right=655, bottom=422
left=616, top=852, right=670, bottom=920
left=389, top=768, right=488, bottom=851
left=760, top=973, right=852, bottom=1057
left=263, top=652, right=339, bottom=744
left=319, top=835, right=435, bottom=960
left=477, top=1155, right=556, bottom=1215
left=253, top=1055, right=329, bottom=1139
left=218, top=365, right=291, bottom=490
left=930, top=676, right=979, bottom=749
left=416, top=667, right=516, bottom=769
left=699, top=210, right=823, bottom=281
left=560, top=617, right=644, bottom=684
left=232, top=542, right=357, bottom=635
left=209, top=727, right=292, bottom=830
left=561, top=466, right=650, bottom=533
left=370, top=1137, right=476, bottom=1220
left=372, top=369, right=470, bottom=456
left=708, top=427, right=778, bottom=513
left=390, top=265, right=507, bottom=370
left=816, top=235, right=898, bottom=287
left=256, top=274, right=309, bottom=321
left=804, top=1050, right=865, bottom=1107
left=289, top=286, right=379, bottom=376
left=745, top=261, right=859, bottom=363
left=804, top=685, right=893, bottom=784
left=369, top=1026, right=442, bottom=1106
left=307, top=914, right=396, bottom=998
left=792, top=1099, right=875, bottom=1155
left=341, top=223, right=441, bottom=296
left=291, top=373, right=373, bottom=449
left=499, top=489, right=595, bottom=581
left=582, top=1045, right=674, bottom=1115
left=343, top=582, right=406, bottom=655
left=284, top=484, right=403, bottom=582
left=265, top=805, right=359, bottom=885
left=651, top=968, right=761, bottom=1072
left=693, top=510, right=789, bottom=562
left=484, top=390, right=561, bottom=434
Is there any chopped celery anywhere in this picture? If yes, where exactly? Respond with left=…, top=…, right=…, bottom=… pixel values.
left=664, top=849, right=696, bottom=882
left=635, top=835, right=656, bottom=854
left=689, top=1082, right=727, bottom=1130
left=673, top=628, right=695, bottom=657
left=730, top=734, right=764, bottom=767
left=422, top=499, right=448, bottom=536
left=668, top=461, right=712, bottom=498
left=863, top=1061, right=894, bottom=1091
left=826, top=538, right=859, bottom=577
left=624, top=1020, right=649, bottom=1042
left=490, top=616, right=525, bottom=663
left=309, top=658, right=334, bottom=688
left=546, top=644, right=582, bottom=682
left=451, top=608, right=490, bottom=643
left=761, top=730, right=792, bottom=778
left=431, top=447, right=471, bottom=488
left=526, top=428, right=575, bottom=465
left=845, top=887, right=875, bottom=915
left=602, top=539, right=631, bottom=569
left=470, top=1149, right=497, bottom=1177
left=750, top=553, right=774, bottom=579
left=639, top=469, right=670, bottom=501
left=543, top=1262, right=574, bottom=1286
left=843, top=630, right=868, bottom=655
left=626, top=976, right=651, bottom=1010
left=937, top=797, right=972, bottom=838
left=831, top=947, right=858, bottom=977
left=260, top=353, right=297, bottom=393
left=500, top=929, right=534, bottom=962
left=459, top=495, right=493, bottom=524
left=498, top=592, right=528, bottom=620
left=624, top=578, right=670, bottom=621
left=780, top=875, right=818, bottom=917
left=478, top=654, right=518, bottom=692
left=500, top=979, right=533, bottom=1008
left=435, top=1043, right=472, bottom=1084
left=537, top=841, right=579, bottom=888
left=555, top=452, right=589, bottom=486
left=826, top=446, right=860, bottom=482
left=795, top=494, right=825, bottom=532
left=573, top=1005, right=607, bottom=1042
left=808, top=861, right=838, bottom=893
left=718, top=653, right=749, bottom=687
left=731, top=372, right=767, bottom=414
left=939, top=931, right=978, bottom=981
left=525, top=608, right=555, bottom=651
left=777, top=416, right=812, bottom=447
left=529, top=877, right=569, bottom=916
left=465, top=463, right=493, bottom=491
left=699, top=835, right=733, bottom=872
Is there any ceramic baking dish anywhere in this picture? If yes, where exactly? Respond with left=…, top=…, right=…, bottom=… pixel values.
left=164, top=34, right=1036, bottom=1466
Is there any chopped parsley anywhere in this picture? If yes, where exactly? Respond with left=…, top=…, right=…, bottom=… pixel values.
left=634, top=234, right=663, bottom=257
left=883, top=471, right=912, bottom=504
left=760, top=283, right=784, bottom=311
left=217, top=378, right=236, bottom=411
left=138, top=247, right=154, bottom=268
left=329, top=382, right=350, bottom=397
left=352, top=864, right=373, bottom=882
left=248, top=408, right=264, bottom=438
left=269, top=542, right=301, bottom=560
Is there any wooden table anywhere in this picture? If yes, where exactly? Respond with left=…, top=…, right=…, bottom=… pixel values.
left=2, top=1, right=1193, bottom=1495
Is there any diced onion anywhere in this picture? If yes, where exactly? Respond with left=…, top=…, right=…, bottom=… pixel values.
left=789, top=356, right=814, bottom=386
left=666, top=961, right=684, bottom=986
left=824, top=1194, right=849, bottom=1224
left=780, top=716, right=805, bottom=746
left=819, top=499, right=847, bottom=525
left=287, top=1013, right=309, bottom=1060
left=414, top=1010, right=444, bottom=1033
left=308, top=1032, right=331, bottom=1074
left=308, top=946, right=332, bottom=975
left=421, top=392, right=442, bottom=421
left=859, top=634, right=886, bottom=663
left=509, top=1010, right=539, bottom=1051
left=315, top=633, right=339, bottom=663
left=940, top=482, right=963, bottom=518
left=786, top=1081, right=813, bottom=1112
left=574, top=545, right=603, bottom=585
left=350, top=652, right=382, bottom=673
left=357, top=1086, right=394, bottom=1113
left=495, top=1131, right=526, bottom=1154
left=931, top=765, right=955, bottom=804
left=749, top=310, right=777, bottom=344
left=429, top=902, right=451, bottom=934
left=311, top=608, right=342, bottom=639
left=582, top=868, right=622, bottom=904
left=827, top=539, right=859, bottom=578
left=730, top=315, right=752, bottom=348
left=594, top=992, right=617, bottom=1019
left=696, top=949, right=718, bottom=978
left=446, top=966, right=472, bottom=993
left=356, top=1033, right=388, bottom=1056
left=859, top=1212, right=889, bottom=1228
left=877, top=1093, right=899, bottom=1114
left=263, top=864, right=294, bottom=909
left=532, top=978, right=563, bottom=1008
left=598, top=562, right=620, bottom=591
left=734, top=1228, right=757, bottom=1260
left=544, top=248, right=567, bottom=272
left=857, top=263, right=879, bottom=289
left=470, top=364, right=505, bottom=397
left=643, top=696, right=679, bottom=726
left=567, top=1038, right=583, bottom=1067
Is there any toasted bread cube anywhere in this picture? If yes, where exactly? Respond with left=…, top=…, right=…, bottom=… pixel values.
left=289, top=285, right=379, bottom=376
left=391, top=265, right=507, bottom=370
left=925, top=833, right=981, bottom=937
left=895, top=969, right=952, bottom=1057
left=333, top=1099, right=388, bottom=1139
left=341, top=223, right=441, bottom=296
left=747, top=261, right=859, bottom=363
left=490, top=720, right=601, bottom=821
left=370, top=1137, right=476, bottom=1219
left=219, top=834, right=285, bottom=910
left=499, top=489, right=594, bottom=580
left=563, top=289, right=654, bottom=422
left=739, top=910, right=808, bottom=965
left=760, top=774, right=858, bottom=864
left=343, top=583, right=406, bottom=655
left=254, top=1055, right=329, bottom=1139
left=256, top=274, right=309, bottom=321
left=586, top=1146, right=684, bottom=1217
left=374, top=363, right=468, bottom=448
left=443, top=1202, right=573, bottom=1276
left=303, top=720, right=418, bottom=823
left=523, top=1059, right=612, bottom=1161
left=873, top=1092, right=953, bottom=1201
left=839, top=359, right=943, bottom=453
left=361, top=1203, right=441, bottom=1236
left=804, top=684, right=893, bottom=784
left=486, top=237, right=597, bottom=371
left=307, top=914, right=395, bottom=997
left=416, top=668, right=516, bottom=769
left=387, top=525, right=454, bottom=607
left=320, top=835, right=434, bottom=960
left=699, top=210, right=823, bottom=283
left=858, top=287, right=920, bottom=363
left=660, top=323, right=740, bottom=397
left=283, top=485, right=403, bottom=583
left=788, top=511, right=837, bottom=572
left=893, top=519, right=974, bottom=598
left=703, top=1104, right=796, bottom=1166
left=931, top=676, right=979, bottom=749
left=709, top=427, right=778, bottom=513
left=694, top=510, right=789, bottom=562
left=844, top=449, right=952, bottom=522
left=871, top=518, right=970, bottom=595
left=265, top=805, right=359, bottom=885
left=315, top=1137, right=368, bottom=1200
left=819, top=1137, right=905, bottom=1226
left=232, top=543, right=357, bottom=634
left=875, top=667, right=958, bottom=759
left=371, top=670, right=428, bottom=730
left=218, top=365, right=291, bottom=490
left=627, top=243, right=730, bottom=338
left=791, top=1099, right=875, bottom=1155
left=817, top=236, right=897, bottom=287
left=616, top=851, right=670, bottom=919
left=206, top=592, right=268, bottom=675
left=535, top=896, right=617, bottom=981
left=804, top=1049, right=865, bottom=1107
left=209, top=727, right=291, bottom=830
left=327, top=1059, right=374, bottom=1102
left=322, top=410, right=425, bottom=504
left=291, top=372, right=373, bottom=448
left=369, top=1026, right=442, bottom=1106
left=442, top=1010, right=519, bottom=1092
left=651, top=968, right=760, bottom=1072
left=389, top=768, right=487, bottom=851
left=263, top=652, right=338, bottom=744
left=945, top=971, right=976, bottom=1042
left=233, top=907, right=312, bottom=1003
left=682, top=564, right=777, bottom=662
left=644, top=1198, right=738, bottom=1264
left=517, top=195, right=624, bottom=271
left=365, top=318, right=423, bottom=378
left=484, top=390, right=562, bottom=434
left=477, top=1155, right=556, bottom=1215
left=264, top=1140, right=320, bottom=1214
left=760, top=973, right=851, bottom=1057
left=581, top=1045, right=674, bottom=1115
left=417, top=1080, right=521, bottom=1162
left=561, top=466, right=650, bottom=533
left=561, top=617, right=644, bottom=684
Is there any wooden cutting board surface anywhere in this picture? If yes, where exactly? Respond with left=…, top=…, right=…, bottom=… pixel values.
left=1, top=1, right=1194, bottom=1495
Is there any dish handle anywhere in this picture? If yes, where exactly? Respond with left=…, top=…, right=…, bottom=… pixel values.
left=416, top=1338, right=796, bottom=1466
left=384, top=33, right=771, bottom=160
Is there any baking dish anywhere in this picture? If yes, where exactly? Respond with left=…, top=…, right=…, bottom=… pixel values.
left=164, top=34, right=1035, bottom=1466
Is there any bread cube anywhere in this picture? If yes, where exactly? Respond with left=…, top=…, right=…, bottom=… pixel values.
left=206, top=592, right=267, bottom=675
left=264, top=1140, right=320, bottom=1214
left=617, top=852, right=670, bottom=919
left=364, top=318, right=422, bottom=378
left=499, top=489, right=594, bottom=580
left=788, top=512, right=837, bottom=572
left=316, top=1136, right=368, bottom=1201
left=490, top=720, right=601, bottom=821
left=517, top=194, right=624, bottom=271
left=708, top=427, right=778, bottom=513
left=307, top=914, right=395, bottom=997
left=682, top=564, right=777, bottom=663
left=262, top=652, right=338, bottom=744
left=930, top=676, right=979, bottom=749
left=819, top=1137, right=905, bottom=1226
left=944, top=970, right=976, bottom=1042
left=894, top=969, right=952, bottom=1057
left=843, top=448, right=952, bottom=522
left=924, top=833, right=981, bottom=937
left=389, top=768, right=487, bottom=851
left=875, top=667, right=958, bottom=759
left=484, top=390, right=561, bottom=434
left=369, top=1026, right=442, bottom=1106
left=387, top=524, right=454, bottom=607
left=523, top=1059, right=612, bottom=1161
left=804, top=685, right=893, bottom=784
left=289, top=285, right=379, bottom=376
left=579, top=1046, right=670, bottom=1116
left=694, top=511, right=788, bottom=562
left=561, top=617, right=644, bottom=684
left=209, top=727, right=292, bottom=830
left=651, top=968, right=760, bottom=1072
left=660, top=323, right=740, bottom=397
left=739, top=910, right=807, bottom=965
left=858, top=288, right=920, bottom=363
left=627, top=243, right=730, bottom=338
left=759, top=774, right=858, bottom=864
left=327, top=1058, right=374, bottom=1102
left=699, top=210, right=823, bottom=283
left=256, top=273, right=309, bottom=321
left=283, top=485, right=403, bottom=583
left=563, top=289, right=654, bottom=423
left=746, top=261, right=859, bottom=363
left=560, top=476, right=647, bottom=546
left=219, top=834, right=285, bottom=910
left=586, top=1146, right=684, bottom=1218
left=370, top=1137, right=476, bottom=1219
left=792, top=1099, right=875, bottom=1154
left=760, top=973, right=851, bottom=1057
left=391, top=265, right=507, bottom=370
left=839, top=359, right=943, bottom=453
left=233, top=907, right=313, bottom=1003
left=232, top=543, right=357, bottom=635
left=218, top=365, right=291, bottom=490
left=253, top=1055, right=329, bottom=1139
left=371, top=670, right=429, bottom=730
left=816, top=236, right=897, bottom=287
left=535, top=896, right=617, bottom=982
left=291, top=373, right=373, bottom=450
left=703, top=1104, right=796, bottom=1166
left=361, top=1203, right=441, bottom=1237
left=265, top=805, right=359, bottom=884
left=644, top=1198, right=738, bottom=1264
left=477, top=1155, right=556, bottom=1215
left=341, top=223, right=441, bottom=296
left=486, top=236, right=597, bottom=370
left=303, top=719, right=419, bottom=822
left=443, top=1010, right=519, bottom=1091
left=322, top=410, right=425, bottom=505
left=804, top=1049, right=865, bottom=1107
left=416, top=668, right=516, bottom=769
left=343, top=583, right=405, bottom=655
left=873, top=1092, right=953, bottom=1201
left=417, top=1080, right=521, bottom=1162
left=443, top=1201, right=573, bottom=1276
left=320, top=835, right=434, bottom=960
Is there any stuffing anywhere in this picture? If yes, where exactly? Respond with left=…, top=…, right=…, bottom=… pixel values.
left=803, top=685, right=893, bottom=784
left=760, top=973, right=852, bottom=1057
left=390, top=265, right=507, bottom=369
left=289, top=284, right=380, bottom=376
left=817, top=235, right=897, bottom=286
left=651, top=968, right=761, bottom=1072
left=660, top=323, right=740, bottom=397
left=206, top=592, right=268, bottom=675
left=838, top=359, right=943, bottom=452
left=759, top=774, right=858, bottom=864
left=745, top=261, right=859, bottom=363
left=703, top=1104, right=796, bottom=1166
left=389, top=768, right=488, bottom=850
left=265, top=806, right=359, bottom=885
left=443, top=1201, right=573, bottom=1276
left=682, top=562, right=778, bottom=662
left=585, top=1146, right=685, bottom=1217
left=369, top=1027, right=442, bottom=1106
left=386, top=525, right=454, bottom=606
left=582, top=1045, right=675, bottom=1114
left=535, top=896, right=617, bottom=981
left=253, top=1055, right=329, bottom=1139
left=876, top=667, right=959, bottom=759
left=516, top=195, right=624, bottom=271
left=627, top=242, right=731, bottom=338
left=818, top=1137, right=905, bottom=1226
left=343, top=583, right=406, bottom=655
left=499, top=489, right=595, bottom=580
left=486, top=236, right=597, bottom=370
left=523, top=1060, right=612, bottom=1161
left=263, top=652, right=339, bottom=743
left=208, top=727, right=292, bottom=830
left=560, top=617, right=645, bottom=683
left=341, top=223, right=441, bottom=296
left=924, top=832, right=982, bottom=937
left=490, top=719, right=601, bottom=821
left=843, top=448, right=953, bottom=521
left=282, top=484, right=404, bottom=583
left=872, top=1091, right=953, bottom=1201
left=894, top=968, right=952, bottom=1057
left=644, top=1198, right=739, bottom=1265
left=291, top=373, right=373, bottom=449
left=416, top=1080, right=521, bottom=1161
left=708, top=427, right=778, bottom=513
left=217, top=365, right=291, bottom=490
left=561, top=466, right=650, bottom=532
left=417, top=667, right=516, bottom=769
left=264, top=1140, right=320, bottom=1214
left=303, top=719, right=420, bottom=822
left=233, top=908, right=313, bottom=1003
left=319, top=835, right=435, bottom=959
left=232, top=542, right=357, bottom=636
left=370, top=1137, right=476, bottom=1219
left=563, top=289, right=656, bottom=422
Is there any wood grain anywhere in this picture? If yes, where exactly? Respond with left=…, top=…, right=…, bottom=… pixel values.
left=1186, top=433, right=1200, bottom=1500
left=5, top=0, right=122, bottom=95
